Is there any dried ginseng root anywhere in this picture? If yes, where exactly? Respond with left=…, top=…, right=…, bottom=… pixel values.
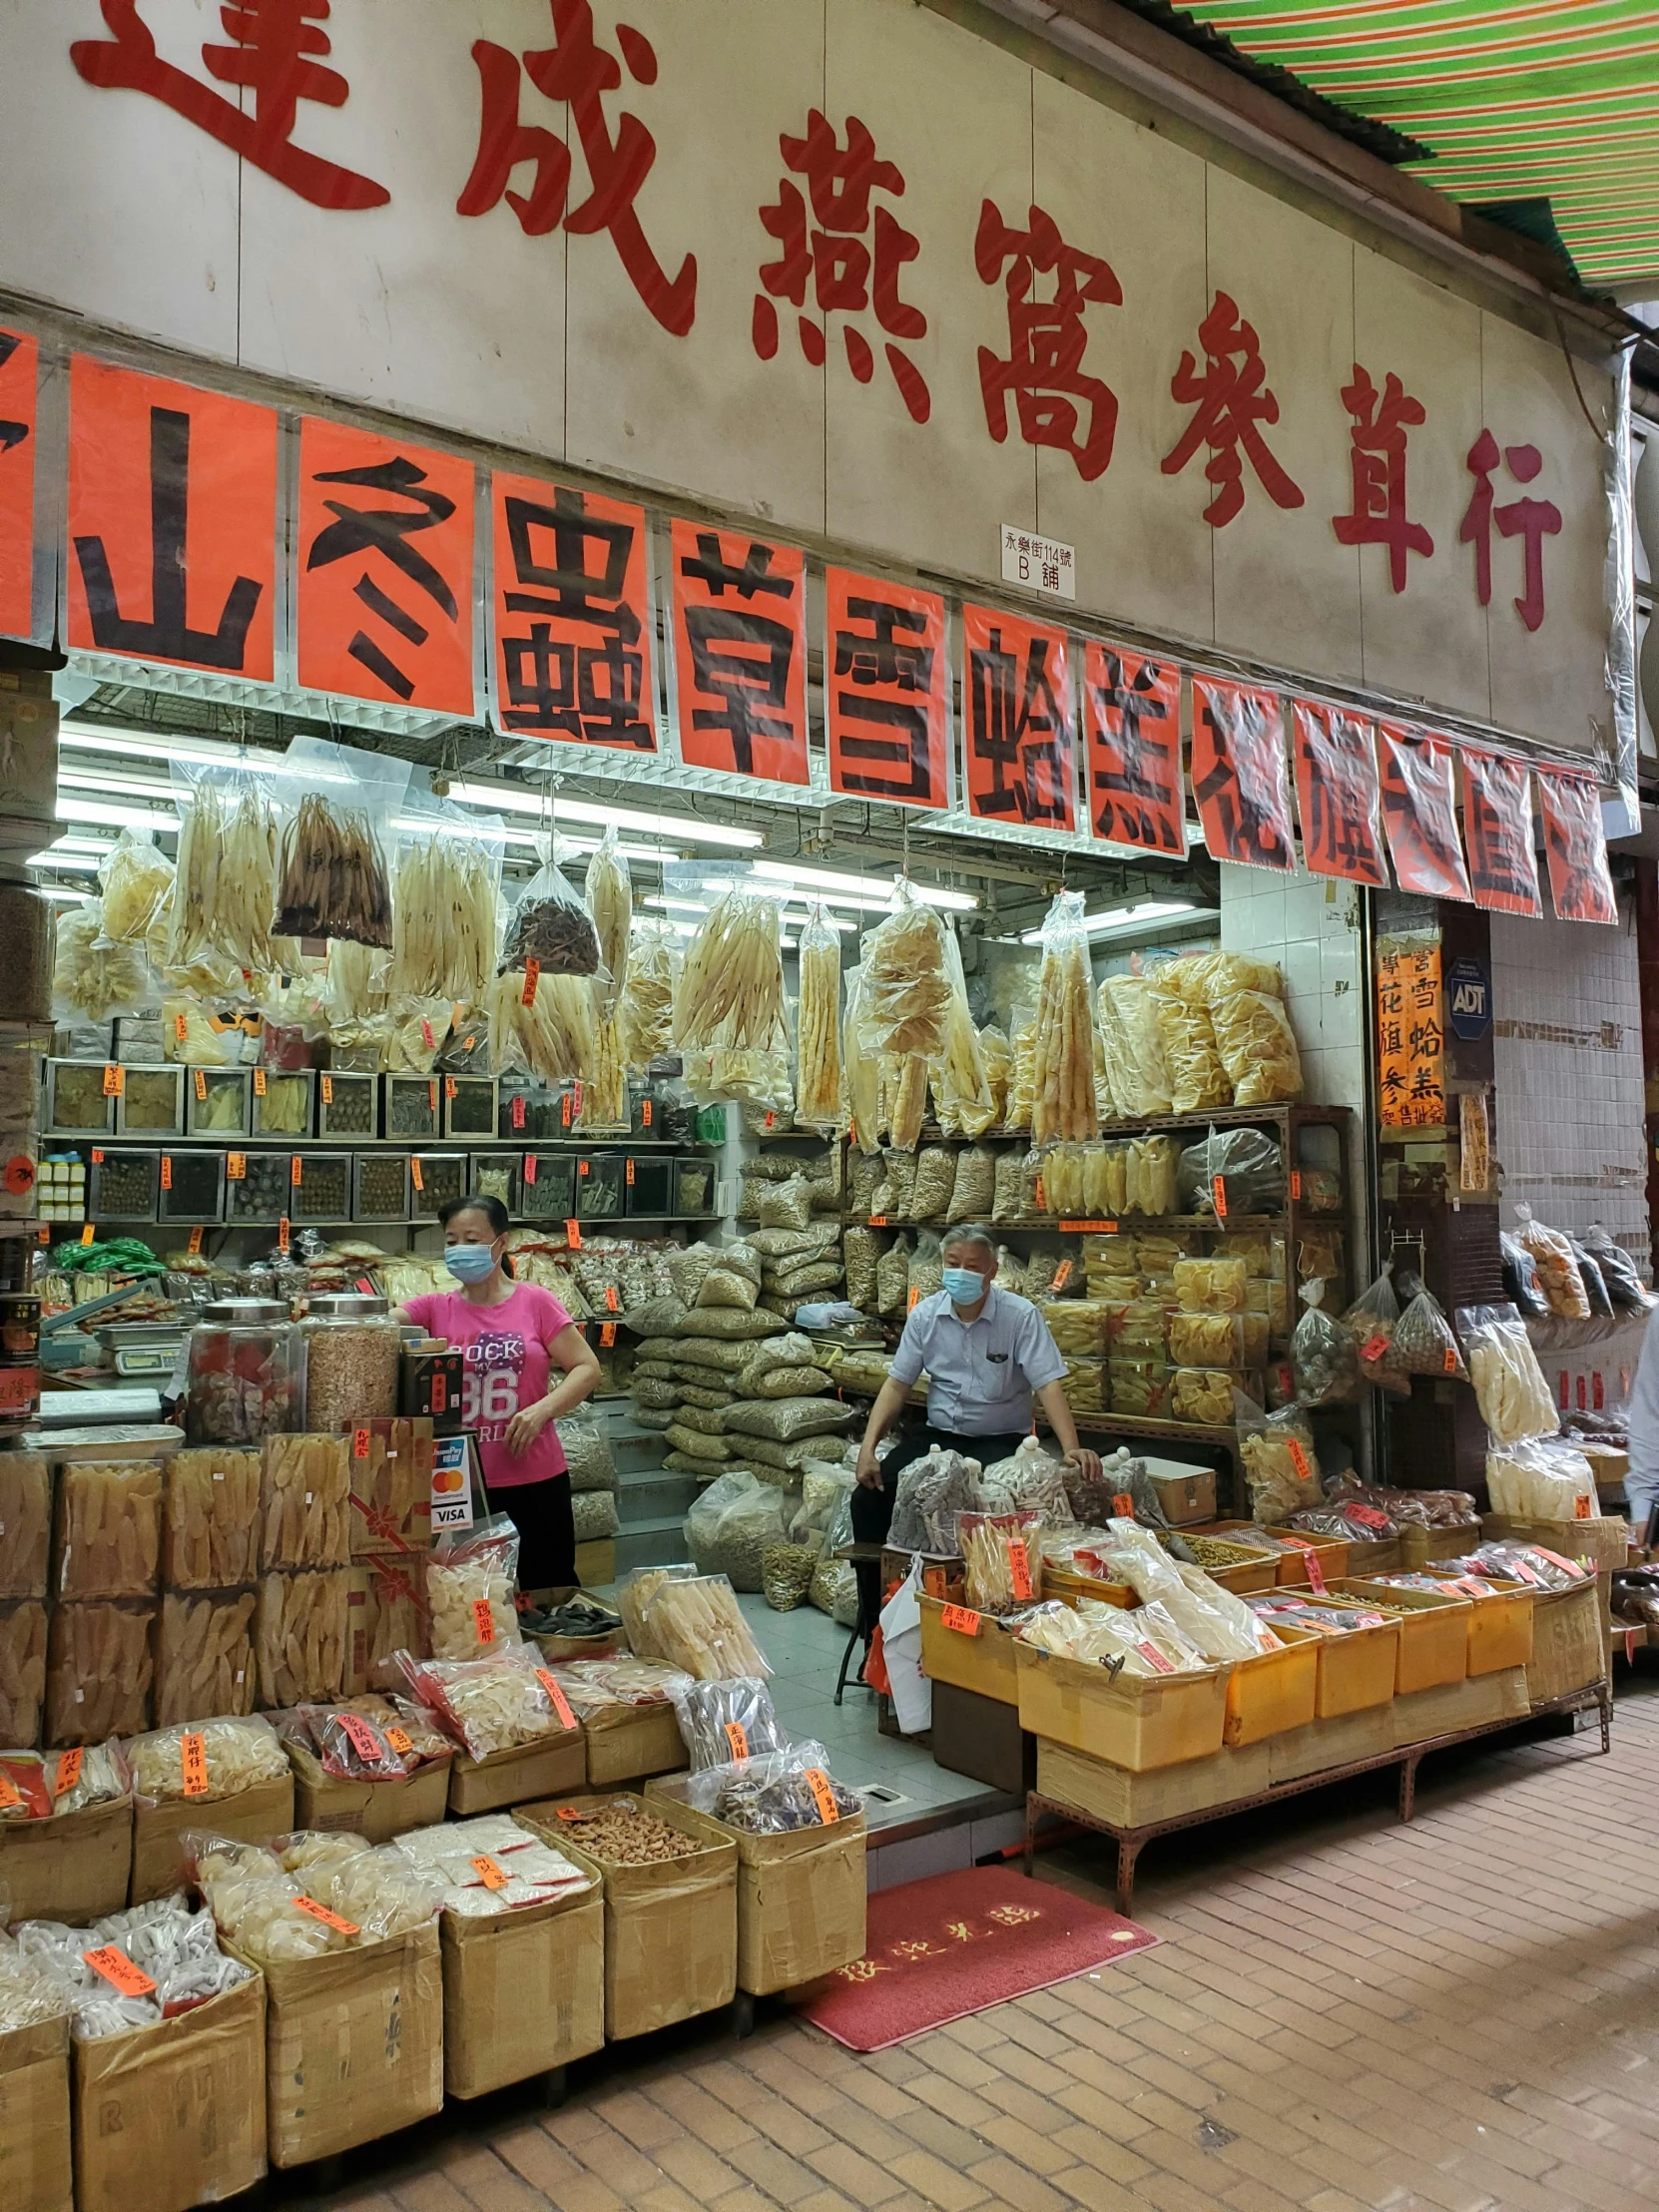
left=261, top=1435, right=351, bottom=1572
left=0, top=1456, right=50, bottom=1600
left=275, top=793, right=394, bottom=948
left=163, top=1450, right=261, bottom=1590
left=46, top=1603, right=154, bottom=1747
left=795, top=905, right=842, bottom=1132
left=56, top=1461, right=163, bottom=1600
left=155, top=1592, right=258, bottom=1726
left=0, top=1601, right=47, bottom=1743
left=256, top=1570, right=349, bottom=1707
left=1032, top=892, right=1100, bottom=1147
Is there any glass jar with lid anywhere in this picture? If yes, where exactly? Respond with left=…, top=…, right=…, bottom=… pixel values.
left=185, top=1297, right=303, bottom=1446
left=300, top=1290, right=401, bottom=1432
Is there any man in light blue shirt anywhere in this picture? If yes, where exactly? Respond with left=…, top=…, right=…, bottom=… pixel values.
left=850, top=1226, right=1102, bottom=1574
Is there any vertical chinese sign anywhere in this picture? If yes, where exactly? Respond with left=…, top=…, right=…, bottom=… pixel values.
left=825, top=570, right=950, bottom=810
left=961, top=605, right=1075, bottom=831
left=0, top=329, right=38, bottom=644
left=491, top=477, right=658, bottom=752
left=296, top=420, right=475, bottom=715
left=1535, top=766, right=1617, bottom=925
left=1460, top=747, right=1542, bottom=917
left=669, top=521, right=809, bottom=786
left=1190, top=676, right=1293, bottom=870
left=1083, top=645, right=1184, bottom=855
left=67, top=355, right=277, bottom=681
left=1291, top=701, right=1387, bottom=888
left=1377, top=938, right=1445, bottom=1130
left=1377, top=724, right=1472, bottom=902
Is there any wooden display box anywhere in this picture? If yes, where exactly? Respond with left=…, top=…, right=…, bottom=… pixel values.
left=73, top=1975, right=266, bottom=2212
left=1013, top=1640, right=1229, bottom=1772
left=0, top=1800, right=130, bottom=1924
left=918, top=1595, right=1020, bottom=1707
left=0, top=2012, right=71, bottom=2212
left=286, top=1740, right=451, bottom=1844
left=1276, top=1617, right=1400, bottom=1720
left=1036, top=1735, right=1272, bottom=1827
left=1223, top=1634, right=1318, bottom=1746
left=579, top=1699, right=688, bottom=1789
left=1329, top=1583, right=1469, bottom=1695
left=1525, top=1580, right=1606, bottom=1705
left=448, top=1727, right=585, bottom=1816
left=440, top=1882, right=605, bottom=2099
left=243, top=1924, right=442, bottom=2168
left=647, top=1775, right=867, bottom=1996
left=1390, top=1667, right=1529, bottom=1747
left=130, top=1774, right=293, bottom=1906
left=515, top=1794, right=737, bottom=2040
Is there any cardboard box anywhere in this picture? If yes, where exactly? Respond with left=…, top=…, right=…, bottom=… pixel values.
left=1482, top=1512, right=1630, bottom=1575
left=1267, top=1702, right=1394, bottom=1784
left=1581, top=1443, right=1628, bottom=1493
left=0, top=1800, right=131, bottom=1924
left=1525, top=1580, right=1606, bottom=1705
left=918, top=1595, right=1020, bottom=1707
left=1391, top=1667, right=1529, bottom=1746
left=1036, top=1735, right=1272, bottom=1827
left=441, top=1885, right=605, bottom=2099
left=346, top=1417, right=433, bottom=1558
left=646, top=1778, right=867, bottom=1996
left=580, top=1700, right=688, bottom=1790
left=0, top=2014, right=71, bottom=2212
left=1397, top=1525, right=1481, bottom=1571
left=344, top=1553, right=429, bottom=1698
left=73, top=1974, right=266, bottom=2212
left=927, top=1678, right=1033, bottom=1793
left=516, top=1794, right=737, bottom=2039
left=253, top=1924, right=442, bottom=2168
left=130, top=1774, right=294, bottom=1906
left=447, top=1728, right=586, bottom=1816
left=286, top=1740, right=451, bottom=1845
left=1223, top=1634, right=1318, bottom=1746
left=1144, top=1465, right=1217, bottom=1526
left=1013, top=1641, right=1230, bottom=1772
left=574, top=1539, right=615, bottom=1588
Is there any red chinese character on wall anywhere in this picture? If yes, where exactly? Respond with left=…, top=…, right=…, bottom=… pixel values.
left=752, top=113, right=929, bottom=424
left=962, top=605, right=1076, bottom=831
left=1331, top=364, right=1433, bottom=592
left=974, top=202, right=1120, bottom=482
left=1162, top=291, right=1304, bottom=528
left=1458, top=431, right=1560, bottom=632
left=457, top=0, right=695, bottom=336
left=71, top=0, right=388, bottom=211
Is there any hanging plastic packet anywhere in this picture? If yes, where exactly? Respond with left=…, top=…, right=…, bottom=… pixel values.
left=272, top=736, right=410, bottom=948
left=1385, top=1281, right=1468, bottom=1381
left=168, top=758, right=284, bottom=974
left=617, top=918, right=679, bottom=1070
left=1567, top=1238, right=1613, bottom=1319
left=1236, top=1391, right=1323, bottom=1524
left=501, top=844, right=601, bottom=976
left=50, top=899, right=153, bottom=1025
left=863, top=885, right=952, bottom=1060
left=387, top=791, right=502, bottom=1001
left=584, top=825, right=632, bottom=1018
left=1343, top=1268, right=1409, bottom=1394
left=1032, top=889, right=1100, bottom=1147
left=673, top=870, right=787, bottom=1053
left=795, top=902, right=843, bottom=1132
left=94, top=827, right=175, bottom=949
left=1290, top=1280, right=1360, bottom=1406
left=1454, top=1303, right=1557, bottom=1444
left=1499, top=1231, right=1549, bottom=1319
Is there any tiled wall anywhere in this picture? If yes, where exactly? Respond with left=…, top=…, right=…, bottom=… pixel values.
left=1218, top=862, right=1367, bottom=1114
left=1489, top=899, right=1650, bottom=1274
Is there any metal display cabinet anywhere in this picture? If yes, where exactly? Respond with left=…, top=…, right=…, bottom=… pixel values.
left=43, top=1060, right=117, bottom=1139
left=409, top=1151, right=467, bottom=1218
left=225, top=1150, right=293, bottom=1225
left=443, top=1075, right=498, bottom=1142
left=88, top=1146, right=161, bottom=1223
left=116, top=1064, right=187, bottom=1138
left=158, top=1149, right=227, bottom=1225
left=186, top=1067, right=253, bottom=1139
left=467, top=1150, right=522, bottom=1216
left=517, top=1150, right=578, bottom=1221
left=674, top=1155, right=718, bottom=1219
left=316, top=1070, right=379, bottom=1142
left=250, top=1068, right=316, bottom=1142
left=290, top=1150, right=353, bottom=1224
left=385, top=1073, right=442, bottom=1144
left=353, top=1151, right=412, bottom=1223
left=575, top=1152, right=626, bottom=1222
left=623, top=1153, right=676, bottom=1216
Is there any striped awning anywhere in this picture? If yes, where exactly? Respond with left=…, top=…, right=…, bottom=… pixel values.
left=1171, top=1, right=1659, bottom=290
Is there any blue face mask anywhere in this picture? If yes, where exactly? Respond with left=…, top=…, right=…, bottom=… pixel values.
left=445, top=1241, right=498, bottom=1285
left=941, top=1266, right=986, bottom=1307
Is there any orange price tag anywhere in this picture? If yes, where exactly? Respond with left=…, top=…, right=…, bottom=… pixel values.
left=1112, top=1492, right=1135, bottom=1518
left=561, top=1092, right=572, bottom=1128
left=1007, top=1539, right=1033, bottom=1601
left=521, top=958, right=540, bottom=1008
left=1052, top=1259, right=1073, bottom=1291
left=181, top=1731, right=208, bottom=1798
left=600, top=1322, right=617, bottom=1347
left=907, top=1286, right=920, bottom=1312
left=1034, top=1175, right=1046, bottom=1212
left=535, top=1670, right=577, bottom=1731
left=1287, top=1440, right=1312, bottom=1480
left=188, top=1226, right=204, bottom=1256
left=353, top=1426, right=371, bottom=1460
left=803, top=1767, right=840, bottom=1825
left=577, top=1159, right=591, bottom=1178
left=566, top=1220, right=582, bottom=1250
left=472, top=1597, right=497, bottom=1646
left=80, top=1223, right=96, bottom=1247
left=724, top=1721, right=750, bottom=1760
left=1212, top=1174, right=1228, bottom=1219
left=290, top=1155, right=303, bottom=1188
left=55, top=1747, right=84, bottom=1797
left=102, top=1063, right=123, bottom=1096
left=1442, top=1346, right=1458, bottom=1376
left=428, top=1078, right=439, bottom=1114
left=604, top=1286, right=620, bottom=1313
left=160, top=1156, right=173, bottom=1191
left=626, top=1158, right=635, bottom=1186
left=83, top=1945, right=156, bottom=1999
left=0, top=1774, right=21, bottom=1814
left=227, top=1152, right=246, bottom=1179
left=90, top=1148, right=104, bottom=1165
left=410, top=1159, right=424, bottom=1193
left=277, top=1217, right=290, bottom=1255
left=445, top=1077, right=457, bottom=1102
left=939, top=1604, right=979, bottom=1636
left=320, top=1075, right=333, bottom=1105
left=292, top=1895, right=359, bottom=1936
left=1574, top=1494, right=1593, bottom=1520
left=554, top=1807, right=583, bottom=1823
left=1360, top=1334, right=1388, bottom=1365
left=253, top=1068, right=267, bottom=1096
left=175, top=1012, right=189, bottom=1045
left=1290, top=1169, right=1303, bottom=1201
left=193, top=1068, right=208, bottom=1101
left=385, top=1726, right=413, bottom=1757
left=471, top=1855, right=510, bottom=1892
left=641, top=1099, right=653, bottom=1128
left=868, top=1215, right=887, bottom=1228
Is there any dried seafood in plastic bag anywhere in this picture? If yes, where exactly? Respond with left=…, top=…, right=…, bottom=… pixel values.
left=934, top=931, right=996, bottom=1137
left=97, top=828, right=175, bottom=946
left=487, top=965, right=596, bottom=1085
left=1125, top=1134, right=1179, bottom=1216
left=1456, top=1304, right=1556, bottom=1444
left=642, top=1572, right=772, bottom=1680
left=1238, top=1396, right=1322, bottom=1525
left=50, top=899, right=151, bottom=1023
left=1171, top=1257, right=1247, bottom=1313
left=585, top=826, right=633, bottom=1018
left=0, top=1602, right=47, bottom=1744
left=796, top=903, right=843, bottom=1130
left=500, top=855, right=600, bottom=975
left=1032, top=891, right=1099, bottom=1146
left=1512, top=1205, right=1589, bottom=1320
left=675, top=884, right=786, bottom=1052
left=155, top=1591, right=257, bottom=1725
left=670, top=1675, right=787, bottom=1770
left=1343, top=1270, right=1407, bottom=1394
left=169, top=773, right=281, bottom=975
left=125, top=1713, right=286, bottom=1804
left=976, top=1437, right=1072, bottom=1522
left=887, top=1447, right=981, bottom=1554
left=56, top=1462, right=163, bottom=1602
left=1291, top=1280, right=1360, bottom=1406
left=0, top=1456, right=50, bottom=1601
left=255, top=1570, right=348, bottom=1707
left=541, top=1797, right=700, bottom=1865
left=864, top=891, right=952, bottom=1059
left=261, top=1434, right=350, bottom=1571
left=694, top=1743, right=861, bottom=1832
left=388, top=821, right=499, bottom=1001
left=618, top=919, right=679, bottom=1069
left=1097, top=974, right=1172, bottom=1115
left=843, top=963, right=883, bottom=1154
left=162, top=1449, right=261, bottom=1591
left=959, top=1509, right=1043, bottom=1613
left=1386, top=1285, right=1467, bottom=1382
left=428, top=1517, right=522, bottom=1659
left=46, top=1603, right=153, bottom=1746
left=396, top=1645, right=575, bottom=1761
left=49, top=1737, right=129, bottom=1817
left=1146, top=958, right=1230, bottom=1113
left=276, top=792, right=395, bottom=948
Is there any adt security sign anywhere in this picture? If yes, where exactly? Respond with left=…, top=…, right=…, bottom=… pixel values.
left=1446, top=956, right=1491, bottom=1042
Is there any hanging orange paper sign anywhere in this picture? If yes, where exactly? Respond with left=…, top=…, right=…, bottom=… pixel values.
left=0, top=327, right=38, bottom=644
left=1536, top=765, right=1617, bottom=926
left=962, top=603, right=1076, bottom=832
left=1190, top=675, right=1293, bottom=870
left=1460, top=747, right=1541, bottom=917
left=670, top=517, right=809, bottom=785
left=1083, top=642, right=1184, bottom=855
left=825, top=568, right=950, bottom=811
left=1378, top=724, right=1472, bottom=901
left=1292, top=700, right=1388, bottom=887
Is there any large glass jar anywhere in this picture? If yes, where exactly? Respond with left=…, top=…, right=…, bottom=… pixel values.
left=300, top=1291, right=401, bottom=1432
left=186, top=1297, right=303, bottom=1446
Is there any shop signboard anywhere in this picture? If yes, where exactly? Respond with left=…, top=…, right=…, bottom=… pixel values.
left=1190, top=675, right=1295, bottom=872
left=1377, top=724, right=1474, bottom=903
left=1460, top=749, right=1543, bottom=918
left=0, top=0, right=1611, bottom=756
left=1377, top=940, right=1445, bottom=1130
left=1291, top=700, right=1387, bottom=889
left=668, top=518, right=811, bottom=787
left=1081, top=643, right=1185, bottom=857
left=824, top=567, right=952, bottom=811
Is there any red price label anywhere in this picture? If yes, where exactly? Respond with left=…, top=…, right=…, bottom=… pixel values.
left=1442, top=1346, right=1458, bottom=1376
left=339, top=1713, right=383, bottom=1760
left=1574, top=1495, right=1593, bottom=1520
left=641, top=1100, right=653, bottom=1128
left=175, top=1012, right=189, bottom=1045
left=420, top=1018, right=435, bottom=1050
left=181, top=1731, right=208, bottom=1798
left=0, top=1774, right=21, bottom=1814
left=385, top=1726, right=414, bottom=1756
left=428, top=1079, right=439, bottom=1114
left=292, top=1895, right=359, bottom=1936
left=1034, top=1176, right=1046, bottom=1212
left=445, top=1077, right=457, bottom=1102
left=1290, top=1169, right=1303, bottom=1201
left=1136, top=1639, right=1178, bottom=1676
left=724, top=1721, right=750, bottom=1760
left=410, top=1159, right=425, bottom=1193
left=604, top=1286, right=620, bottom=1313
left=521, top=959, right=540, bottom=1008
left=160, top=1156, right=173, bottom=1191
left=189, top=1226, right=204, bottom=1257
left=194, top=1069, right=208, bottom=1101
left=1361, top=1334, right=1388, bottom=1365
left=566, top=1220, right=582, bottom=1249
left=535, top=1670, right=577, bottom=1731
left=803, top=1766, right=839, bottom=1825
left=1287, top=1440, right=1312, bottom=1480
left=523, top=1152, right=537, bottom=1184
left=471, top=1855, right=510, bottom=1892
left=277, top=1217, right=291, bottom=1255
left=1051, top=1259, right=1073, bottom=1291
left=1212, top=1175, right=1228, bottom=1219
left=1007, top=1540, right=1033, bottom=1601
left=472, top=1597, right=497, bottom=1646
left=907, top=1286, right=920, bottom=1312
left=80, top=1223, right=97, bottom=1247
left=868, top=1215, right=887, bottom=1228
left=511, top=1094, right=526, bottom=1131
left=431, top=1373, right=447, bottom=1412
left=353, top=1426, right=371, bottom=1460
left=625, top=1159, right=635, bottom=1186
left=84, top=1945, right=156, bottom=1998
left=290, top=1155, right=303, bottom=1188
left=577, top=1159, right=591, bottom=1177
left=939, top=1604, right=979, bottom=1636
left=90, top=1148, right=103, bottom=1165
left=600, top=1322, right=617, bottom=1347
left=320, top=1075, right=333, bottom=1105
left=55, top=1748, right=84, bottom=1796
left=355, top=1277, right=375, bottom=1295
left=1112, top=1492, right=1136, bottom=1518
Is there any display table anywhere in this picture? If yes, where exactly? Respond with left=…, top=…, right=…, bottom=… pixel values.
left=1023, top=1678, right=1611, bottom=1913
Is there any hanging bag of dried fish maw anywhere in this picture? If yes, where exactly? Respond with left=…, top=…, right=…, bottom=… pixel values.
left=428, top=1515, right=523, bottom=1660
left=1146, top=957, right=1231, bottom=1113
left=325, top=935, right=391, bottom=1031
left=934, top=926, right=997, bottom=1137
left=617, top=918, right=679, bottom=1070
left=958, top=1509, right=1044, bottom=1613
left=672, top=873, right=787, bottom=1056
left=261, top=1433, right=351, bottom=1571
left=46, top=1601, right=155, bottom=1744
left=795, top=902, right=843, bottom=1131
left=1237, top=1393, right=1323, bottom=1524
left=584, top=824, right=633, bottom=1018
left=841, top=961, right=884, bottom=1153
left=0, top=1455, right=50, bottom=1600
left=576, top=990, right=628, bottom=1130
left=256, top=1568, right=349, bottom=1706
left=273, top=737, right=408, bottom=948
left=1188, top=951, right=1303, bottom=1106
left=55, top=1460, right=163, bottom=1599
left=1031, top=890, right=1100, bottom=1146
left=156, top=1591, right=258, bottom=1725
left=168, top=760, right=282, bottom=974
left=487, top=960, right=595, bottom=1085
left=885, top=1052, right=929, bottom=1153
left=1455, top=1303, right=1557, bottom=1444
left=864, top=886, right=953, bottom=1059
left=977, top=1024, right=1011, bottom=1126
left=386, top=797, right=502, bottom=1001
left=0, top=1600, right=46, bottom=1743
left=1512, top=1205, right=1590, bottom=1320
left=51, top=897, right=151, bottom=1024
left=1097, top=972, right=1173, bottom=1114
left=93, top=826, right=174, bottom=948
left=1342, top=1268, right=1409, bottom=1395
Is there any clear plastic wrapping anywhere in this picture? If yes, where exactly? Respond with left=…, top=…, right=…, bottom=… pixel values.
left=1017, top=1595, right=1210, bottom=1676
left=641, top=1572, right=772, bottom=1680
left=1291, top=1281, right=1360, bottom=1406
left=0, top=1456, right=51, bottom=1601
left=1032, top=891, right=1100, bottom=1147
left=1456, top=1304, right=1556, bottom=1444
left=1125, top=1134, right=1179, bottom=1217
left=1484, top=1436, right=1597, bottom=1519
left=255, top=1569, right=348, bottom=1707
left=502, top=852, right=601, bottom=977
left=863, top=891, right=952, bottom=1060
left=261, top=1434, right=351, bottom=1571
left=155, top=1591, right=257, bottom=1725
left=1102, top=1524, right=1279, bottom=1659
left=959, top=1509, right=1043, bottom=1613
left=0, top=1602, right=47, bottom=1744
left=1238, top=1396, right=1322, bottom=1524
left=795, top=903, right=843, bottom=1131
left=1512, top=1206, right=1589, bottom=1320
left=97, top=828, right=175, bottom=947
left=1147, top=959, right=1231, bottom=1114
left=669, top=1675, right=788, bottom=1770
left=168, top=767, right=282, bottom=976
left=126, top=1713, right=288, bottom=1805
left=20, top=1895, right=254, bottom=2036
left=487, top=964, right=596, bottom=1086
left=618, top=920, right=679, bottom=1070
left=690, top=1742, right=860, bottom=1831
left=976, top=1438, right=1073, bottom=1522
left=388, top=807, right=501, bottom=1001
left=276, top=782, right=397, bottom=949
left=1097, top=975, right=1173, bottom=1115
left=395, top=1645, right=576, bottom=1761
left=585, top=826, right=633, bottom=1020
left=46, top=1603, right=153, bottom=1746
left=1386, top=1286, right=1467, bottom=1382
left=428, top=1517, right=523, bottom=1660
left=887, top=1447, right=982, bottom=1554
left=674, top=883, right=786, bottom=1052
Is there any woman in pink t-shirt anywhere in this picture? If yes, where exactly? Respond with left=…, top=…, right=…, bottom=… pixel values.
left=393, top=1193, right=601, bottom=1595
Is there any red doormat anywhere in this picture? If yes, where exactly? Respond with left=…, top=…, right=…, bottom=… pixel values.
left=797, top=1866, right=1157, bottom=2051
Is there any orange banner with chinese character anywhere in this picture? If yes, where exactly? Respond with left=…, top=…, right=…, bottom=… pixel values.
left=1536, top=766, right=1617, bottom=926
left=0, top=328, right=38, bottom=644
left=296, top=418, right=474, bottom=715
left=1083, top=643, right=1184, bottom=855
left=1460, top=747, right=1541, bottom=918
left=1190, top=674, right=1293, bottom=870
left=67, top=354, right=277, bottom=680
left=670, top=518, right=809, bottom=785
left=1377, top=939, right=1444, bottom=1129
left=1378, top=723, right=1473, bottom=903
left=1292, top=700, right=1387, bottom=888
left=961, top=604, right=1076, bottom=831
left=825, top=569, right=950, bottom=810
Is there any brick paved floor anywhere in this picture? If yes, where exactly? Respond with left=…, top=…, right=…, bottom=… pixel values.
left=316, top=1681, right=1659, bottom=2212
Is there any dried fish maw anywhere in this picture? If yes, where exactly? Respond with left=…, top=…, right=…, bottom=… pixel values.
left=163, top=1449, right=261, bottom=1589
left=56, top=1460, right=162, bottom=1599
left=0, top=1455, right=50, bottom=1600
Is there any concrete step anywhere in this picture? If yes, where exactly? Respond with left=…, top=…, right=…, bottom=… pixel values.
left=617, top=1468, right=697, bottom=1526
left=613, top=1516, right=689, bottom=1576
left=611, top=1436, right=669, bottom=1477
